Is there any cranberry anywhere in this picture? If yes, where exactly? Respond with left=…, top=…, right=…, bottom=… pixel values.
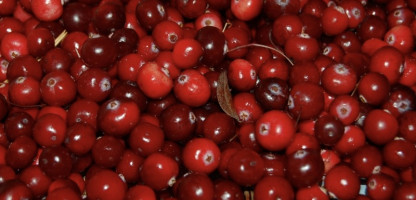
left=128, top=121, right=164, bottom=157
left=85, top=169, right=127, bottom=200
left=286, top=148, right=325, bottom=188
left=174, top=69, right=211, bottom=107
left=0, top=179, right=34, bottom=200
left=91, top=135, right=124, bottom=168
left=97, top=98, right=140, bottom=137
left=182, top=138, right=221, bottom=174
left=321, top=63, right=357, bottom=95
left=287, top=82, right=324, bottom=120
left=255, top=110, right=295, bottom=151
left=116, top=150, right=144, bottom=184
left=80, top=36, right=118, bottom=69
left=324, top=164, right=361, bottom=200
left=367, top=173, right=396, bottom=200
left=125, top=185, right=156, bottom=200
left=19, top=165, right=52, bottom=198
left=135, top=0, right=167, bottom=31
left=33, top=113, right=66, bottom=147
left=175, top=172, right=214, bottom=200
left=160, top=103, right=196, bottom=142
left=227, top=148, right=264, bottom=186
left=64, top=122, right=96, bottom=156
left=254, top=175, right=294, bottom=200
left=213, top=179, right=244, bottom=200
left=314, top=114, right=345, bottom=146
left=136, top=61, right=173, bottom=100
left=92, top=2, right=125, bottom=35
left=4, top=111, right=34, bottom=141
left=40, top=71, right=77, bottom=106
left=202, top=111, right=236, bottom=144
left=230, top=0, right=262, bottom=21
left=383, top=139, right=416, bottom=170
left=5, top=135, right=37, bottom=170
left=363, top=109, right=399, bottom=145
left=369, top=46, right=404, bottom=84
left=140, top=152, right=179, bottom=191
left=8, top=76, right=41, bottom=106
left=351, top=145, right=383, bottom=178
left=195, top=26, right=226, bottom=67
left=39, top=145, right=73, bottom=179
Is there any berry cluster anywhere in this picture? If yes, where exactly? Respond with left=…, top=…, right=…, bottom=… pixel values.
left=0, top=0, right=416, bottom=199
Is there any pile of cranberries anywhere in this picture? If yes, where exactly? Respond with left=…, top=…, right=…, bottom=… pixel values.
left=1, top=0, right=416, bottom=199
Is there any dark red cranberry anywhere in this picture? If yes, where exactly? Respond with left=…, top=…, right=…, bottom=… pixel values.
left=39, top=145, right=73, bottom=179
left=195, top=26, right=226, bottom=67
left=286, top=148, right=325, bottom=188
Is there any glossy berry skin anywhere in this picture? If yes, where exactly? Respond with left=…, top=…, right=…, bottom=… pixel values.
left=135, top=0, right=166, bottom=31
left=7, top=55, right=43, bottom=81
left=174, top=69, right=211, bottom=107
left=40, top=71, right=77, bottom=106
left=8, top=76, right=41, bottom=106
left=160, top=103, right=196, bottom=142
left=4, top=111, right=34, bottom=141
left=322, top=6, right=349, bottom=36
left=136, top=62, right=173, bottom=99
left=202, top=112, right=236, bottom=144
left=383, top=139, right=416, bottom=170
left=80, top=36, right=118, bottom=69
left=182, top=138, right=221, bottom=174
left=369, top=46, right=404, bottom=84
left=152, top=20, right=183, bottom=51
left=357, top=72, right=390, bottom=105
left=233, top=92, right=264, bottom=124
left=195, top=26, right=226, bottom=67
left=254, top=78, right=289, bottom=110
left=125, top=185, right=156, bottom=200
left=39, top=146, right=73, bottom=180
left=64, top=122, right=96, bottom=156
left=92, top=135, right=124, bottom=168
left=286, top=148, right=325, bottom=188
left=33, top=113, right=66, bottom=147
left=255, top=110, right=295, bottom=151
left=66, top=98, right=99, bottom=130
left=172, top=38, right=203, bottom=69
left=272, top=14, right=303, bottom=46
left=399, top=111, right=416, bottom=143
left=314, top=114, right=345, bottom=146
left=394, top=182, right=416, bottom=200
left=92, top=3, right=125, bottom=35
left=227, top=59, right=257, bottom=92
left=0, top=180, right=34, bottom=200
left=128, top=122, right=164, bottom=157
left=175, top=172, right=214, bottom=200
left=85, top=169, right=127, bottom=200
left=324, top=164, right=360, bottom=200
left=116, top=150, right=144, bottom=184
left=1, top=32, right=29, bottom=61
left=284, top=33, right=320, bottom=62
left=321, top=63, right=357, bottom=95
left=227, top=148, right=265, bottom=186
left=77, top=68, right=112, bottom=102
left=97, top=98, right=140, bottom=137
left=231, top=0, right=263, bottom=21
left=288, top=82, right=324, bottom=120
left=367, top=173, right=396, bottom=200
left=334, top=125, right=366, bottom=155
left=363, top=109, right=399, bottom=145
left=31, top=0, right=63, bottom=22
left=5, top=136, right=37, bottom=170
left=329, top=95, right=360, bottom=125
left=140, top=152, right=179, bottom=191
left=19, top=165, right=52, bottom=198
left=254, top=175, right=294, bottom=200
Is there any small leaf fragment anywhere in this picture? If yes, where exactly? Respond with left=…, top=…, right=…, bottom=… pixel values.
left=217, top=70, right=240, bottom=122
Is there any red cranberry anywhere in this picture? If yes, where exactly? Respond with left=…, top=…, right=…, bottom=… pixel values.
left=175, top=172, right=214, bottom=200
left=286, top=148, right=325, bottom=188
left=85, top=169, right=127, bottom=200
left=227, top=148, right=265, bottom=187
left=140, top=152, right=179, bottom=191
left=39, top=145, right=73, bottom=180
left=254, top=175, right=294, bottom=200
